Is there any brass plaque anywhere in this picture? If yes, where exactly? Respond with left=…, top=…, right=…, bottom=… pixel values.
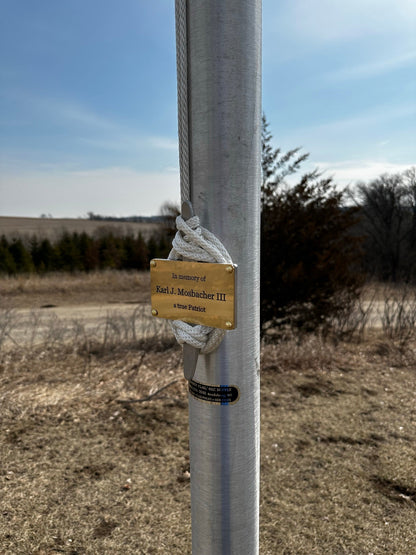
left=150, top=259, right=236, bottom=329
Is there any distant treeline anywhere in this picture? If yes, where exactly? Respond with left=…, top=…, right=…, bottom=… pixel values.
left=1, top=162, right=416, bottom=287
left=86, top=212, right=164, bottom=223
left=0, top=230, right=171, bottom=274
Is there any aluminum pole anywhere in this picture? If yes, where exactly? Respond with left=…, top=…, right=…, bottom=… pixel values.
left=186, top=2, right=261, bottom=553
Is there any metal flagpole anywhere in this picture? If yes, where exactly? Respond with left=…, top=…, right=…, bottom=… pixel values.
left=176, top=1, right=262, bottom=553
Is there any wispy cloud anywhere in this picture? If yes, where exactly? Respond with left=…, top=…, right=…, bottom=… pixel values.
left=263, top=0, right=416, bottom=66
left=295, top=104, right=416, bottom=137
left=39, top=97, right=178, bottom=153
left=149, top=137, right=178, bottom=151
left=3, top=89, right=119, bottom=131
left=1, top=88, right=179, bottom=159
left=325, top=51, right=416, bottom=83
left=78, top=137, right=131, bottom=151
left=286, top=0, right=416, bottom=44
left=79, top=134, right=178, bottom=154
left=45, top=99, right=117, bottom=130
left=316, top=159, right=413, bottom=188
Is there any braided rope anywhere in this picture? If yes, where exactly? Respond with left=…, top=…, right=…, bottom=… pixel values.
left=175, top=0, right=191, bottom=203
left=168, top=215, right=233, bottom=354
left=169, top=216, right=232, bottom=264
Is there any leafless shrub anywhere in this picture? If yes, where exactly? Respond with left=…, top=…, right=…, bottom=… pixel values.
left=25, top=310, right=46, bottom=349
left=0, top=306, right=173, bottom=358
left=0, top=308, right=17, bottom=349
left=381, top=286, right=416, bottom=345
left=329, top=293, right=375, bottom=342
left=261, top=331, right=336, bottom=373
left=71, top=309, right=172, bottom=357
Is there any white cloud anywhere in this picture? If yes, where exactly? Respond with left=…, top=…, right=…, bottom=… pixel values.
left=0, top=167, right=180, bottom=217
left=316, top=159, right=413, bottom=188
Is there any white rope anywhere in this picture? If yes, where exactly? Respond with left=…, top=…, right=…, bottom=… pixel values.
left=168, top=215, right=233, bottom=354
left=169, top=216, right=232, bottom=264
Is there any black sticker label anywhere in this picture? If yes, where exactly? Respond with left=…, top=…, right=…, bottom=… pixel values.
left=189, top=380, right=240, bottom=405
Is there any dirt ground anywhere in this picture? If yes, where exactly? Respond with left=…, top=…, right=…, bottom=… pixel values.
left=1, top=272, right=416, bottom=554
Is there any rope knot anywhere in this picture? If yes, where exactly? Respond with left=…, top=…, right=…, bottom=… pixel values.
left=169, top=215, right=232, bottom=265
left=168, top=213, right=233, bottom=354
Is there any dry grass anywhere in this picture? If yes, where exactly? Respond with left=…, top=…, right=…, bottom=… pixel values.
left=1, top=274, right=416, bottom=553
left=1, top=335, right=415, bottom=554
left=1, top=342, right=190, bottom=555
left=260, top=335, right=416, bottom=554
left=0, top=270, right=150, bottom=309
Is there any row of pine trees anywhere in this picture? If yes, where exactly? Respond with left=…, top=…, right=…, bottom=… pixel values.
left=0, top=231, right=171, bottom=275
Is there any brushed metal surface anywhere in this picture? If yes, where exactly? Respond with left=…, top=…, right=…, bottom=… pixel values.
left=186, top=1, right=262, bottom=553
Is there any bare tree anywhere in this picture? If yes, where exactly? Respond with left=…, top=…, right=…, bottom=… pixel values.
left=159, top=201, right=180, bottom=241
left=353, top=167, right=416, bottom=281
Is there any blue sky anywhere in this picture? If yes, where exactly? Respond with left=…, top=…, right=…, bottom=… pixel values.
left=0, top=0, right=415, bottom=217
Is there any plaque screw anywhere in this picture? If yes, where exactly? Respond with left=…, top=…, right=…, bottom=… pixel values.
left=150, top=260, right=157, bottom=268
left=226, top=265, right=234, bottom=273
left=152, top=309, right=158, bottom=316
left=225, top=321, right=233, bottom=329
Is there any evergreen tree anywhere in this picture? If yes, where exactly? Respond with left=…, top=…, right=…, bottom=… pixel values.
left=0, top=236, right=17, bottom=274
left=123, top=233, right=148, bottom=270
left=78, top=232, right=99, bottom=272
left=8, top=238, right=34, bottom=273
left=147, top=235, right=159, bottom=262
left=55, top=232, right=82, bottom=272
left=98, top=233, right=124, bottom=269
left=29, top=236, right=41, bottom=270
left=261, top=116, right=363, bottom=333
left=38, top=238, right=56, bottom=273
left=261, top=114, right=308, bottom=206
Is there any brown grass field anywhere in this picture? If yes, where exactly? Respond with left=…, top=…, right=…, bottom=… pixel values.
left=1, top=271, right=416, bottom=554
left=0, top=216, right=160, bottom=241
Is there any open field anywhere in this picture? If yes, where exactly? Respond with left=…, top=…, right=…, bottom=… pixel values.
left=0, top=216, right=160, bottom=241
left=1, top=272, right=416, bottom=554
left=0, top=270, right=151, bottom=309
